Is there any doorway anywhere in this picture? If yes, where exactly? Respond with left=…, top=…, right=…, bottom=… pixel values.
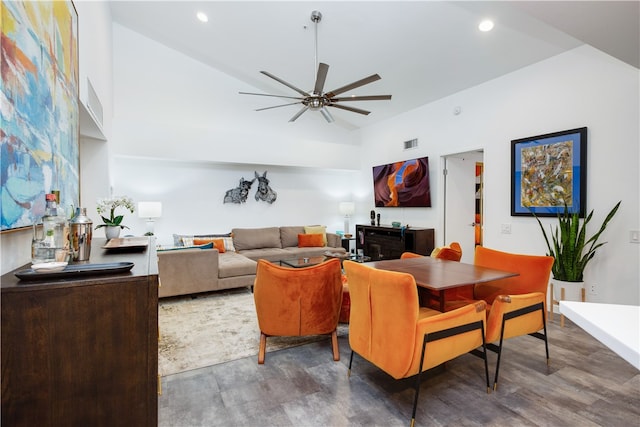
left=442, top=150, right=484, bottom=263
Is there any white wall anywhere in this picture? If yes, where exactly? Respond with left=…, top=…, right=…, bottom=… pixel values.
left=359, top=46, right=640, bottom=305
left=110, top=157, right=360, bottom=245
left=76, top=0, right=113, bottom=239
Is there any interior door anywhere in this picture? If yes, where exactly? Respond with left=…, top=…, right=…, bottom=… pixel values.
left=443, top=151, right=483, bottom=263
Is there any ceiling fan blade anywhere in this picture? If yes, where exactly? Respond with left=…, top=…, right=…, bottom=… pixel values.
left=325, top=74, right=381, bottom=98
left=289, top=106, right=309, bottom=122
left=331, top=95, right=392, bottom=102
left=320, top=106, right=334, bottom=123
left=330, top=104, right=371, bottom=115
left=260, top=71, right=310, bottom=97
left=255, top=102, right=302, bottom=112
left=239, top=91, right=303, bottom=101
left=313, top=63, right=329, bottom=95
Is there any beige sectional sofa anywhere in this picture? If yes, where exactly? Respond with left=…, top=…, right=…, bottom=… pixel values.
left=157, top=226, right=346, bottom=298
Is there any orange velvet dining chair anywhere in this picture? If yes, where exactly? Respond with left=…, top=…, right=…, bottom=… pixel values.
left=401, top=241, right=462, bottom=262
left=451, top=246, right=554, bottom=390
left=253, top=258, right=343, bottom=364
left=343, top=260, right=490, bottom=427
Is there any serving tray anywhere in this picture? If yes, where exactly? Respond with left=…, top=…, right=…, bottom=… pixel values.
left=15, top=262, right=134, bottom=281
left=102, top=237, right=149, bottom=250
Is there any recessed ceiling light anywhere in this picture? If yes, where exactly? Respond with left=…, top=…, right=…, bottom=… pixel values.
left=196, top=12, right=208, bottom=23
left=479, top=19, right=494, bottom=32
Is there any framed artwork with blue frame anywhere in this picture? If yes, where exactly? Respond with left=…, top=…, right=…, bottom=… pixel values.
left=511, top=127, right=587, bottom=217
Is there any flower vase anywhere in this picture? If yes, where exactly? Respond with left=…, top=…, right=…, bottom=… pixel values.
left=105, top=226, right=121, bottom=240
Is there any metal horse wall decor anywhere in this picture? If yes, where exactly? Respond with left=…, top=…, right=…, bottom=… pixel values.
left=223, top=177, right=255, bottom=204
left=254, top=171, right=277, bottom=204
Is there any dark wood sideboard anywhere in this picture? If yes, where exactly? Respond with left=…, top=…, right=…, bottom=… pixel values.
left=1, top=238, right=159, bottom=427
left=355, top=224, right=435, bottom=260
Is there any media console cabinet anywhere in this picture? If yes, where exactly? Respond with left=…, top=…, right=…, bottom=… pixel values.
left=1, top=238, right=159, bottom=426
left=355, top=224, right=435, bottom=261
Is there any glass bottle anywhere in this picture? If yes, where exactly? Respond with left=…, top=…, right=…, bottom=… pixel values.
left=31, top=220, right=48, bottom=264
left=41, top=193, right=70, bottom=262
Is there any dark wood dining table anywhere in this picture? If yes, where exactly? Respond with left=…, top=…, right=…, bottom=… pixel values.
left=368, top=256, right=519, bottom=312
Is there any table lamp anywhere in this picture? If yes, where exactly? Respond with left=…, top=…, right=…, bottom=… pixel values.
left=339, top=202, right=355, bottom=235
left=138, top=201, right=162, bottom=236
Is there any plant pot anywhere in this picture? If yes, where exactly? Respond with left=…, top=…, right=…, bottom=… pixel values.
left=105, top=226, right=121, bottom=240
left=551, top=278, right=584, bottom=302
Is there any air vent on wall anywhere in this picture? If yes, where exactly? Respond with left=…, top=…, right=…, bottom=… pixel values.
left=403, top=138, right=418, bottom=150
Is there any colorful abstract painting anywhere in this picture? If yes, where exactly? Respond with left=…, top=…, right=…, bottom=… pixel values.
left=1, top=0, right=79, bottom=230
left=511, top=128, right=587, bottom=217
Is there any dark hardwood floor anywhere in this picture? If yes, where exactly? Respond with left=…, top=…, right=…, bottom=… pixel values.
left=159, top=317, right=639, bottom=426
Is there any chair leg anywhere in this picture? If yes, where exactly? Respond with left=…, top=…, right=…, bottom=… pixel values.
left=411, top=335, right=429, bottom=427
left=348, top=351, right=355, bottom=378
left=536, top=305, right=550, bottom=366
left=493, top=318, right=507, bottom=391
left=258, top=332, right=267, bottom=364
left=543, top=320, right=550, bottom=366
left=480, top=321, right=490, bottom=394
left=331, top=330, right=340, bottom=361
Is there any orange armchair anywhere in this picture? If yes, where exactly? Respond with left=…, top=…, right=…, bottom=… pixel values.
left=429, top=241, right=463, bottom=261
left=253, top=258, right=343, bottom=364
left=470, top=246, right=554, bottom=389
left=401, top=241, right=462, bottom=262
left=343, top=260, right=489, bottom=427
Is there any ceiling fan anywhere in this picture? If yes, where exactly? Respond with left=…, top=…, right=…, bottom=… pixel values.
left=239, top=10, right=392, bottom=123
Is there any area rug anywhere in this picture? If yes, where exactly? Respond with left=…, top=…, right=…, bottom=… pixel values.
left=158, top=288, right=348, bottom=376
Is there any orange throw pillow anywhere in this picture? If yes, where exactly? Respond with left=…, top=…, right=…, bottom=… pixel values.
left=298, top=233, right=324, bottom=247
left=193, top=238, right=225, bottom=253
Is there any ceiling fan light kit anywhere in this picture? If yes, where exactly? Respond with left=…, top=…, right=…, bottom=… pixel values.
left=240, top=10, right=391, bottom=123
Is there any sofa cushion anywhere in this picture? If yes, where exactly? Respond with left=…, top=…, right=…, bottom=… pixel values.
left=213, top=239, right=226, bottom=253
left=157, top=242, right=214, bottom=251
left=280, top=226, right=305, bottom=248
left=298, top=233, right=324, bottom=247
left=326, top=233, right=341, bottom=248
left=232, top=227, right=282, bottom=251
left=218, top=252, right=257, bottom=278
left=221, top=236, right=236, bottom=252
left=304, top=225, right=328, bottom=245
left=192, top=237, right=226, bottom=253
left=192, top=236, right=235, bottom=252
left=173, top=233, right=232, bottom=247
left=215, top=239, right=227, bottom=254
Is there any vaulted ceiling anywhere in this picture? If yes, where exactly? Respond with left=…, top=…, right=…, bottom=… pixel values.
left=111, top=1, right=639, bottom=129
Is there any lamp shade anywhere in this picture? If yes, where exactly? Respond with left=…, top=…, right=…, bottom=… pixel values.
left=138, top=201, right=162, bottom=218
left=339, top=202, right=355, bottom=216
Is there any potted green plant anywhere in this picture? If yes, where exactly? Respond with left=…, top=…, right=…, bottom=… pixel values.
left=95, top=196, right=135, bottom=239
left=532, top=200, right=621, bottom=300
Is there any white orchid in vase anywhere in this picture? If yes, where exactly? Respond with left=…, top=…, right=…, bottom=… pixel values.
left=95, top=196, right=135, bottom=230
